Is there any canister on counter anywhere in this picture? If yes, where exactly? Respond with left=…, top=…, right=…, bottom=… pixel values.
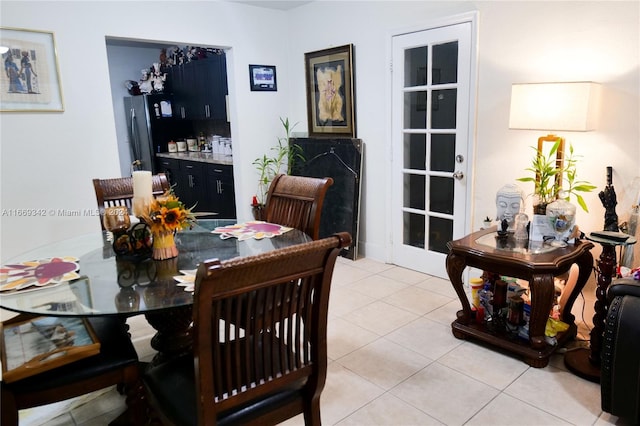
left=470, top=277, right=484, bottom=308
left=187, top=138, right=198, bottom=152
left=168, top=140, right=177, bottom=153
left=176, top=140, right=187, bottom=152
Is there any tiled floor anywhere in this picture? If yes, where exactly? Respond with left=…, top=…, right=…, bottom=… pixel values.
left=20, top=257, right=623, bottom=426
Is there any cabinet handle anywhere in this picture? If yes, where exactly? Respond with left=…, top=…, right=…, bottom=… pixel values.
left=213, top=169, right=223, bottom=173
left=218, top=180, right=223, bottom=194
left=189, top=175, right=194, bottom=188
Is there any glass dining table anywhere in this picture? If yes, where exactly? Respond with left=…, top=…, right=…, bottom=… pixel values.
left=0, top=219, right=312, bottom=362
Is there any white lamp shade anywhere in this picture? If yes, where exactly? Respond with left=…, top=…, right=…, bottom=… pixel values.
left=509, top=82, right=601, bottom=131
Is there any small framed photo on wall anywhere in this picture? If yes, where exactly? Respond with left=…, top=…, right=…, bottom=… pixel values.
left=304, top=44, right=356, bottom=138
left=249, top=64, right=277, bottom=91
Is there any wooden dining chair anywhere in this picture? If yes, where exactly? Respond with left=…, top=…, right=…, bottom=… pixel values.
left=142, top=232, right=352, bottom=426
left=264, top=174, right=334, bottom=240
left=0, top=315, right=142, bottom=425
left=93, top=173, right=170, bottom=229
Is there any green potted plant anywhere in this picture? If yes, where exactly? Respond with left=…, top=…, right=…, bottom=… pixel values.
left=251, top=117, right=304, bottom=220
left=517, top=138, right=595, bottom=214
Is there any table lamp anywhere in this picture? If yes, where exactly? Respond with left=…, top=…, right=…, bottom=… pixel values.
left=509, top=81, right=601, bottom=181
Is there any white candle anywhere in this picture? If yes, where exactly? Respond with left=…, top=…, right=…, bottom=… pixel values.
left=132, top=171, right=153, bottom=217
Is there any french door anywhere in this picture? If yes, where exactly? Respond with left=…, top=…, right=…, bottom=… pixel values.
left=391, top=20, right=476, bottom=278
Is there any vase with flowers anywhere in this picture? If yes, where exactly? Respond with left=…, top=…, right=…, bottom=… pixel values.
left=141, top=189, right=196, bottom=260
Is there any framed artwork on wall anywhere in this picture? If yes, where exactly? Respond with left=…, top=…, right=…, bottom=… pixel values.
left=0, top=27, right=64, bottom=112
left=304, top=44, right=356, bottom=137
left=249, top=64, right=277, bottom=91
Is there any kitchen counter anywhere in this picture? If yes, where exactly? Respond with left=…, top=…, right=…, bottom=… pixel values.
left=156, top=152, right=233, bottom=166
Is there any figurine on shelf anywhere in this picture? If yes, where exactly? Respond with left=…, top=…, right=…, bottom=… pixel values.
left=599, top=166, right=619, bottom=232
left=496, top=183, right=525, bottom=232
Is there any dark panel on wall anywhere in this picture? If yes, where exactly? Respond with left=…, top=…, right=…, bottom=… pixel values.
left=291, top=138, right=363, bottom=260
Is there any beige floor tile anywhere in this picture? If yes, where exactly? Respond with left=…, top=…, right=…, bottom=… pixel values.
left=70, top=386, right=126, bottom=424
left=348, top=257, right=395, bottom=274
left=336, top=337, right=433, bottom=390
left=466, top=393, right=571, bottom=425
left=424, top=299, right=462, bottom=326
left=391, top=362, right=499, bottom=425
left=385, top=317, right=463, bottom=360
left=384, top=286, right=453, bottom=316
left=340, top=300, right=418, bottom=336
left=347, top=274, right=409, bottom=300
left=327, top=317, right=380, bottom=360
left=317, top=363, right=386, bottom=425
left=336, top=393, right=444, bottom=425
left=438, top=341, right=529, bottom=389
left=504, top=364, right=602, bottom=425
left=332, top=262, right=377, bottom=286
left=379, top=266, right=430, bottom=285
left=415, top=275, right=459, bottom=299
left=593, top=412, right=622, bottom=425
left=329, top=286, right=377, bottom=318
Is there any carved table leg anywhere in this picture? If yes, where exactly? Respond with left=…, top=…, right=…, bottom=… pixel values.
left=446, top=251, right=471, bottom=325
left=589, top=243, right=616, bottom=365
left=528, top=274, right=555, bottom=349
left=144, top=305, right=193, bottom=365
left=565, top=242, right=616, bottom=383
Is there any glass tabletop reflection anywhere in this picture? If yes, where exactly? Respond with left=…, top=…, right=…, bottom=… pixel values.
left=0, top=220, right=311, bottom=317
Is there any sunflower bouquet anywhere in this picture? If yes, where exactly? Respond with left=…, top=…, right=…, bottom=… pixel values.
left=141, top=189, right=196, bottom=260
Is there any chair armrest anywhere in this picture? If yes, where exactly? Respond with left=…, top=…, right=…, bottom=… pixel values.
left=608, top=278, right=640, bottom=301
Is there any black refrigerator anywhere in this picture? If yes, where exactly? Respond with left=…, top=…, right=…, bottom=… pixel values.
left=124, top=94, right=191, bottom=173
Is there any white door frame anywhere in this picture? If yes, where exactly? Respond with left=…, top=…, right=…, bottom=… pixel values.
left=384, top=11, right=480, bottom=272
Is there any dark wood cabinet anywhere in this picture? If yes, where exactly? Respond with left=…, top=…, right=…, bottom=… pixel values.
left=155, top=157, right=182, bottom=192
left=167, top=55, right=227, bottom=120
left=155, top=157, right=236, bottom=218
left=205, top=165, right=236, bottom=218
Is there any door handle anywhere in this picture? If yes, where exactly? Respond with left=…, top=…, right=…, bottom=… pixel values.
left=453, top=171, right=464, bottom=180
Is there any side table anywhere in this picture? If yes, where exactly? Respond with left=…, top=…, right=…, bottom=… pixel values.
left=446, top=227, right=594, bottom=367
left=564, top=232, right=637, bottom=382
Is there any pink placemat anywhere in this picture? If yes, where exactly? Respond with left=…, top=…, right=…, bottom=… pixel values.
left=211, top=221, right=292, bottom=241
left=1, top=257, right=80, bottom=292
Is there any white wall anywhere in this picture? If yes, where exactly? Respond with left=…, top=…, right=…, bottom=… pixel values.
left=1, top=1, right=292, bottom=260
left=1, top=1, right=638, bottom=265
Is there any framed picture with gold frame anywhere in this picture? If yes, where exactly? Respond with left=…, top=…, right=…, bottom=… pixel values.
left=0, top=27, right=65, bottom=112
left=1, top=316, right=99, bottom=383
left=304, top=44, right=356, bottom=137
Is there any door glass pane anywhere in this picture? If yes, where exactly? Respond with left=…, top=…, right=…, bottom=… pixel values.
left=430, top=176, right=453, bottom=214
left=404, top=174, right=425, bottom=210
left=404, top=134, right=426, bottom=170
left=430, top=134, right=455, bottom=172
left=404, top=92, right=427, bottom=129
left=429, top=216, right=452, bottom=253
left=432, top=42, right=458, bottom=85
left=431, top=89, right=457, bottom=129
left=403, top=212, right=425, bottom=248
left=404, top=47, right=428, bottom=87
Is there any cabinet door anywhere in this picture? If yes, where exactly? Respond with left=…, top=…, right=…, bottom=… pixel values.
left=169, top=63, right=194, bottom=120
left=155, top=158, right=182, bottom=193
left=206, top=165, right=236, bottom=219
left=182, top=161, right=209, bottom=211
left=194, top=55, right=227, bottom=120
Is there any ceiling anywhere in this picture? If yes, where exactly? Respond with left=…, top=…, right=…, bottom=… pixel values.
left=228, top=1, right=313, bottom=10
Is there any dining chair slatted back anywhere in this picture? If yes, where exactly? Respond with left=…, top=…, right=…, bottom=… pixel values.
left=1, top=315, right=142, bottom=426
left=93, top=173, right=170, bottom=229
left=264, top=174, right=333, bottom=240
left=142, top=232, right=351, bottom=426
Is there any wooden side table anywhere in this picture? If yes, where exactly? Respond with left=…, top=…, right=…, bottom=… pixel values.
left=564, top=232, right=636, bottom=382
left=446, top=227, right=594, bottom=367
